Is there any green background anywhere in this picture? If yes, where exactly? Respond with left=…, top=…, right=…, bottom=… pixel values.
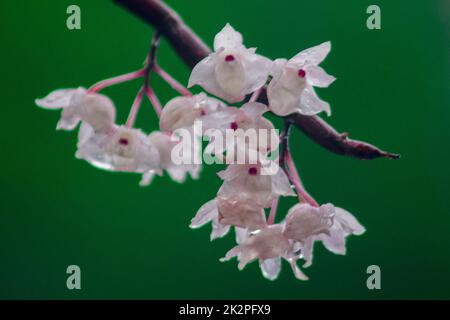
left=0, top=0, right=449, bottom=299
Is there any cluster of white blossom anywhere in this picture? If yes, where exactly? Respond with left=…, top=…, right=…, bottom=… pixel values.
left=35, top=84, right=223, bottom=185
left=188, top=24, right=364, bottom=280
left=36, top=23, right=365, bottom=281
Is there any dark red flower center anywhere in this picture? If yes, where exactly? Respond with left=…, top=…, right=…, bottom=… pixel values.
left=118, top=138, right=129, bottom=146
left=230, top=122, right=238, bottom=130
left=225, top=54, right=235, bottom=62
left=248, top=167, right=258, bottom=176
left=298, top=69, right=306, bottom=78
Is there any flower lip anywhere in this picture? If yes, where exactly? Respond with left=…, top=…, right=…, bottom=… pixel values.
left=298, top=69, right=306, bottom=78
left=118, top=138, right=129, bottom=146
left=225, top=54, right=235, bottom=62
left=230, top=121, right=238, bottom=130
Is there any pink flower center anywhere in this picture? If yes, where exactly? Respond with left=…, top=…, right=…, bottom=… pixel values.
left=225, top=55, right=235, bottom=62
left=230, top=122, right=238, bottom=130
left=248, top=167, right=258, bottom=176
left=118, top=138, right=129, bottom=146
left=298, top=69, right=306, bottom=78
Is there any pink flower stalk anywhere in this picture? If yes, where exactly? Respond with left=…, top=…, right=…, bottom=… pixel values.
left=126, top=87, right=145, bottom=128
left=154, top=64, right=192, bottom=97
left=88, top=69, right=146, bottom=93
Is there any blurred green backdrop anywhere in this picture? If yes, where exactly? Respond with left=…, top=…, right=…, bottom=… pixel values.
left=0, top=0, right=449, bottom=299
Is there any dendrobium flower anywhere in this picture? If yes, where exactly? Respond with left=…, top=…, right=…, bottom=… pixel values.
left=217, top=162, right=295, bottom=207
left=76, top=123, right=160, bottom=181
left=190, top=199, right=231, bottom=241
left=283, top=203, right=365, bottom=267
left=283, top=203, right=335, bottom=241
left=316, top=206, right=366, bottom=255
left=220, top=202, right=365, bottom=280
left=267, top=42, right=336, bottom=116
left=216, top=195, right=266, bottom=230
left=36, top=88, right=116, bottom=132
left=202, top=102, right=279, bottom=160
left=188, top=24, right=271, bottom=103
left=221, top=225, right=289, bottom=270
left=190, top=196, right=266, bottom=239
left=220, top=224, right=309, bottom=281
left=159, top=93, right=224, bottom=132
left=144, top=131, right=201, bottom=185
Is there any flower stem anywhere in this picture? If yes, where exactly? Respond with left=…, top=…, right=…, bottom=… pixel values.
left=249, top=88, right=262, bottom=103
left=285, top=150, right=319, bottom=207
left=125, top=87, right=145, bottom=128
left=87, top=69, right=145, bottom=93
left=268, top=197, right=279, bottom=225
left=145, top=86, right=162, bottom=117
left=155, top=65, right=192, bottom=96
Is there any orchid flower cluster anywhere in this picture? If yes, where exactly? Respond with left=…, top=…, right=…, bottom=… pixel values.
left=36, top=24, right=365, bottom=281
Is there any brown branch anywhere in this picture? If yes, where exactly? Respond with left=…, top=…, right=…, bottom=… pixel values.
left=113, top=0, right=209, bottom=69
left=112, top=0, right=400, bottom=160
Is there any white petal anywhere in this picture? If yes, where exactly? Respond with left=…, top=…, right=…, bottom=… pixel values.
left=80, top=93, right=116, bottom=133
left=57, top=108, right=82, bottom=130
left=271, top=167, right=296, bottom=197
left=301, top=238, right=315, bottom=268
left=35, top=88, right=85, bottom=109
left=319, top=228, right=347, bottom=255
left=188, top=53, right=243, bottom=103
left=244, top=225, right=290, bottom=261
left=130, top=133, right=161, bottom=173
left=215, top=52, right=247, bottom=101
left=267, top=76, right=302, bottom=116
left=289, top=259, right=309, bottom=281
left=260, top=257, right=281, bottom=281
left=305, top=65, right=336, bottom=88
left=299, top=86, right=331, bottom=116
left=77, top=121, right=95, bottom=146
left=217, top=173, right=273, bottom=207
left=190, top=199, right=218, bottom=228
left=211, top=218, right=231, bottom=240
left=217, top=164, right=243, bottom=181
left=283, top=203, right=335, bottom=241
left=241, top=102, right=268, bottom=118
left=159, top=94, right=222, bottom=132
left=201, top=107, right=240, bottom=132
left=335, top=207, right=366, bottom=235
left=242, top=52, right=272, bottom=93
left=188, top=55, right=216, bottom=89
left=160, top=96, right=198, bottom=131
left=213, top=23, right=243, bottom=51
left=220, top=246, right=240, bottom=262
left=217, top=196, right=267, bottom=230
left=290, top=41, right=331, bottom=67
left=139, top=170, right=156, bottom=187
left=269, top=59, right=288, bottom=79
left=188, top=164, right=202, bottom=180
left=167, top=166, right=188, bottom=183
left=235, top=227, right=249, bottom=244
